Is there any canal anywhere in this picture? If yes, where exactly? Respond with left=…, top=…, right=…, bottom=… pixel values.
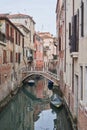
left=0, top=76, right=73, bottom=130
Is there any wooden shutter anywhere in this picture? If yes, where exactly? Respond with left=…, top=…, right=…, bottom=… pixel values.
left=81, top=1, right=84, bottom=37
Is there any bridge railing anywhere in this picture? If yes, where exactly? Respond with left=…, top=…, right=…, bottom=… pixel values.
left=20, top=66, right=59, bottom=80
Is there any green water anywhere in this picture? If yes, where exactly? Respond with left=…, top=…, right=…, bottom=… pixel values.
left=0, top=77, right=73, bottom=130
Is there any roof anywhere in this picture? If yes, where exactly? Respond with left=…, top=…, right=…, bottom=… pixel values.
left=40, top=35, right=53, bottom=39
left=38, top=32, right=53, bottom=39
left=7, top=13, right=36, bottom=24
left=14, top=23, right=30, bottom=33
left=0, top=16, right=24, bottom=36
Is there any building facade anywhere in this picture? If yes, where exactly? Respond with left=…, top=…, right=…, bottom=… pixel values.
left=56, top=0, right=87, bottom=130
left=7, top=14, right=36, bottom=68
left=38, top=32, right=57, bottom=73
left=34, top=33, right=44, bottom=71
left=0, top=16, right=24, bottom=101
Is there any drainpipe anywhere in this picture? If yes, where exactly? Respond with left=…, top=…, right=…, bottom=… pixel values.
left=64, top=0, right=66, bottom=72
left=72, top=0, right=74, bottom=94
left=13, top=33, right=16, bottom=81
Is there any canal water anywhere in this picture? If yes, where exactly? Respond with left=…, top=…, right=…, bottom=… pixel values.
left=0, top=76, right=73, bottom=130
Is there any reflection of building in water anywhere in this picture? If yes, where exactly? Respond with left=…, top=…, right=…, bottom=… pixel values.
left=21, top=91, right=34, bottom=130
left=43, top=78, right=53, bottom=98
left=0, top=90, right=35, bottom=130
left=55, top=108, right=73, bottom=130
left=36, top=79, right=44, bottom=99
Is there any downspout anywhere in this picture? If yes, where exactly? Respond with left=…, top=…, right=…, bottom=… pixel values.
left=13, top=31, right=16, bottom=81
left=72, top=0, right=75, bottom=94
left=64, top=0, right=66, bottom=72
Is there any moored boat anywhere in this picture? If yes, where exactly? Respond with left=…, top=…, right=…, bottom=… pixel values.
left=50, top=94, right=63, bottom=108
left=27, top=80, right=35, bottom=86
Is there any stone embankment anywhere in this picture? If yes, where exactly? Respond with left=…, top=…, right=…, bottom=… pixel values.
left=0, top=80, right=22, bottom=111
left=52, top=85, right=78, bottom=130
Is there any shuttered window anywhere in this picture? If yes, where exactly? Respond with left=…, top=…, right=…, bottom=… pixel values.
left=69, top=22, right=71, bottom=40
left=6, top=23, right=9, bottom=40
left=59, top=37, right=61, bottom=51
left=3, top=50, right=7, bottom=63
left=18, top=53, right=21, bottom=64
left=10, top=51, right=13, bottom=63
left=16, top=53, right=18, bottom=62
left=70, top=13, right=79, bottom=52
left=81, top=1, right=84, bottom=37
left=12, top=28, right=14, bottom=43
left=15, top=31, right=17, bottom=44
left=22, top=37, right=24, bottom=56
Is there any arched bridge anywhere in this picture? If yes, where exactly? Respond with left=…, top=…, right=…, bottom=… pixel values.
left=22, top=70, right=59, bottom=85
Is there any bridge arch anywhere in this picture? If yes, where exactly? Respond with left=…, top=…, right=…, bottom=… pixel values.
left=22, top=71, right=59, bottom=85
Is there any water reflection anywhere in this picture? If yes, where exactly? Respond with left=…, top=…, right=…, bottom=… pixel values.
left=35, top=109, right=56, bottom=130
left=0, top=77, right=73, bottom=130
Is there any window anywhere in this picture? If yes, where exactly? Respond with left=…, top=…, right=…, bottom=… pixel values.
left=19, top=34, right=20, bottom=45
left=22, top=37, right=24, bottom=56
left=10, top=27, right=14, bottom=43
left=70, top=13, right=79, bottom=52
left=59, top=37, right=61, bottom=51
left=16, top=53, right=18, bottom=62
left=18, top=53, right=21, bottom=64
left=10, top=51, right=13, bottom=63
left=80, top=66, right=83, bottom=100
left=33, top=34, right=35, bottom=43
left=3, top=50, right=7, bottom=63
left=69, top=22, right=71, bottom=40
left=81, top=1, right=84, bottom=37
left=15, top=52, right=21, bottom=63
left=17, top=33, right=20, bottom=45
left=10, top=27, right=12, bottom=38
left=15, top=31, right=17, bottom=44
left=12, top=28, right=14, bottom=43
left=6, top=23, right=9, bottom=40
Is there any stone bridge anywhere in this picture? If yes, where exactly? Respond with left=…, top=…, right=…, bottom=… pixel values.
left=22, top=70, right=59, bottom=85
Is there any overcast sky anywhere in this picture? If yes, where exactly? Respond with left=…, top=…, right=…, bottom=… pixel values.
left=0, top=0, right=57, bottom=36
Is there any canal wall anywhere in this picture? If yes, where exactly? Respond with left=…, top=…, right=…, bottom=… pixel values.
left=0, top=79, right=23, bottom=111
left=53, top=85, right=78, bottom=130
left=63, top=98, right=78, bottom=130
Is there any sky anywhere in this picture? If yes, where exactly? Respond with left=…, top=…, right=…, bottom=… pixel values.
left=0, top=0, right=57, bottom=36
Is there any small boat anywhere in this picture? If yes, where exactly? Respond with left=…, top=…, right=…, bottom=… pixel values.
left=27, top=80, right=35, bottom=86
left=50, top=94, right=63, bottom=108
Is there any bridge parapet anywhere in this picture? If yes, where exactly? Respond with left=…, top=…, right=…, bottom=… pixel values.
left=21, top=68, right=59, bottom=85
